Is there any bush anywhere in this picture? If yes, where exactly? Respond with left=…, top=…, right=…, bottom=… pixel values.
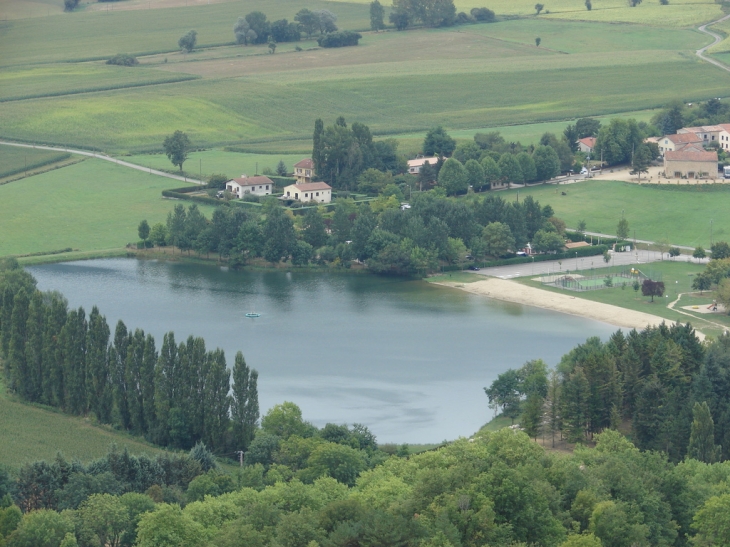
left=456, top=11, right=473, bottom=23
left=106, top=54, right=139, bottom=66
left=317, top=31, right=362, bottom=48
left=470, top=7, right=495, bottom=21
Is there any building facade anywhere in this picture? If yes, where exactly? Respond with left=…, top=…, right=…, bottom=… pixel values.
left=225, top=175, right=274, bottom=198
left=283, top=182, right=332, bottom=203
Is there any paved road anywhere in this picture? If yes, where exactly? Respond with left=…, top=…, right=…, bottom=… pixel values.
left=579, top=231, right=699, bottom=252
left=697, top=13, right=730, bottom=73
left=473, top=249, right=707, bottom=279
left=0, top=140, right=204, bottom=185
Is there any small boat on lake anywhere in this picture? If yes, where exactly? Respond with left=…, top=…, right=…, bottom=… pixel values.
left=245, top=312, right=261, bottom=318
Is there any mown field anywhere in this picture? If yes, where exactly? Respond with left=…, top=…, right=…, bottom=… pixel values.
left=124, top=150, right=308, bottom=179
left=0, top=158, right=214, bottom=257
left=501, top=181, right=730, bottom=247
left=0, top=373, right=165, bottom=468
left=0, top=146, right=70, bottom=178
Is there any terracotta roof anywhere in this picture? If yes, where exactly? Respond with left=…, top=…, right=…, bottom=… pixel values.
left=644, top=137, right=660, bottom=144
left=718, top=124, right=730, bottom=133
left=664, top=150, right=718, bottom=162
left=666, top=133, right=702, bottom=145
left=577, top=137, right=596, bottom=148
left=407, top=157, right=439, bottom=167
left=229, top=175, right=274, bottom=186
left=286, top=182, right=332, bottom=191
left=675, top=144, right=705, bottom=153
left=294, top=159, right=314, bottom=169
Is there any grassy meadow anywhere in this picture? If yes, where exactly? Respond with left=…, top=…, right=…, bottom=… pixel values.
left=0, top=374, right=165, bottom=468
left=0, top=158, right=214, bottom=257
left=123, top=150, right=308, bottom=179
left=501, top=181, right=730, bottom=248
left=0, top=146, right=70, bottom=178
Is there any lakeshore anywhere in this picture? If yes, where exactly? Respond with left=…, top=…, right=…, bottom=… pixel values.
left=432, top=277, right=707, bottom=340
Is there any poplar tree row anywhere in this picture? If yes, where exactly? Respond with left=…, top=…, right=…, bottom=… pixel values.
left=0, top=260, right=259, bottom=454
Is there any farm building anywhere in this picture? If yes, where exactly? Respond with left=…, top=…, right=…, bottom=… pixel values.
left=294, top=159, right=315, bottom=185
left=283, top=182, right=332, bottom=203
left=663, top=149, right=718, bottom=179
left=407, top=157, right=439, bottom=174
left=225, top=175, right=274, bottom=198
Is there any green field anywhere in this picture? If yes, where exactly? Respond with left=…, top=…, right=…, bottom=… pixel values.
left=501, top=181, right=730, bottom=248
left=124, top=149, right=308, bottom=179
left=518, top=261, right=730, bottom=337
left=0, top=158, right=214, bottom=257
left=0, top=373, right=165, bottom=468
left=0, top=146, right=70, bottom=178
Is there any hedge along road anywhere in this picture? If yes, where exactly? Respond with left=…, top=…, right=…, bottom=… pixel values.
left=0, top=140, right=204, bottom=185
left=697, top=13, right=730, bottom=72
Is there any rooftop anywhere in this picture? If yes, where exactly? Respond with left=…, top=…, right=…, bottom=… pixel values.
left=294, top=159, right=314, bottom=169
left=664, top=150, right=718, bottom=162
left=229, top=175, right=274, bottom=186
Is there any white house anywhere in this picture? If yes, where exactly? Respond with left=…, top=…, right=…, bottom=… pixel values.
left=294, top=158, right=315, bottom=185
left=283, top=182, right=332, bottom=203
left=576, top=137, right=596, bottom=154
left=717, top=124, right=730, bottom=150
left=679, top=125, right=724, bottom=143
left=407, top=157, right=439, bottom=175
left=225, top=175, right=274, bottom=198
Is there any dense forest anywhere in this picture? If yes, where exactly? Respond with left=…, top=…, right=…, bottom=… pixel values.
left=0, top=260, right=259, bottom=454
left=140, top=191, right=597, bottom=277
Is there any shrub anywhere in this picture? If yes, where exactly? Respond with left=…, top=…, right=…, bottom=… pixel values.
left=470, top=7, right=495, bottom=21
left=317, top=31, right=362, bottom=48
left=106, top=54, right=139, bottom=66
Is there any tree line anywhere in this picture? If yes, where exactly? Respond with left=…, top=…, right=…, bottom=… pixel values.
left=486, top=321, right=730, bottom=466
left=6, top=417, right=730, bottom=546
left=0, top=260, right=260, bottom=455
left=138, top=188, right=570, bottom=277
left=233, top=9, right=338, bottom=46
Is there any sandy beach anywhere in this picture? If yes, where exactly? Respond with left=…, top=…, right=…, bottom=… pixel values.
left=433, top=278, right=704, bottom=338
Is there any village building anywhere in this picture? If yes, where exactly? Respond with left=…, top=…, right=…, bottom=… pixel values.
left=657, top=133, right=704, bottom=156
left=407, top=157, right=439, bottom=175
left=294, top=159, right=315, bottom=185
left=678, top=125, right=724, bottom=143
left=576, top=137, right=596, bottom=154
left=663, top=149, right=718, bottom=179
left=716, top=124, right=730, bottom=150
left=283, top=181, right=332, bottom=203
left=225, top=175, right=273, bottom=198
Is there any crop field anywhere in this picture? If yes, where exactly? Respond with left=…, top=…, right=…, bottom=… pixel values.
left=0, top=64, right=198, bottom=102
left=707, top=18, right=730, bottom=53
left=0, top=158, right=214, bottom=257
left=501, top=181, right=730, bottom=247
left=0, top=378, right=166, bottom=468
left=124, top=149, right=308, bottom=179
left=0, top=147, right=70, bottom=178
left=333, top=0, right=722, bottom=26
left=0, top=0, right=374, bottom=68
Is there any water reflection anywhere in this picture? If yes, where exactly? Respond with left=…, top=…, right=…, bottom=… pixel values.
left=28, top=258, right=615, bottom=443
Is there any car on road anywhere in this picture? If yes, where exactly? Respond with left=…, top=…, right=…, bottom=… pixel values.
left=468, top=265, right=480, bottom=271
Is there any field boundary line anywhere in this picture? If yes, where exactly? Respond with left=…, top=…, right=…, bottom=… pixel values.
left=0, top=141, right=204, bottom=185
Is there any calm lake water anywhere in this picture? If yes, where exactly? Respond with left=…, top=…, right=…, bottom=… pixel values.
left=28, top=259, right=616, bottom=443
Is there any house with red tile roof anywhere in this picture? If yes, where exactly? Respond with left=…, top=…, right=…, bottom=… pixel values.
left=576, top=137, right=596, bottom=154
left=294, top=159, right=315, bottom=185
left=664, top=149, right=718, bottom=179
left=225, top=175, right=274, bottom=198
left=283, top=181, right=332, bottom=203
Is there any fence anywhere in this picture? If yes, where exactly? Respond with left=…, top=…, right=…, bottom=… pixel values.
left=540, top=268, right=655, bottom=292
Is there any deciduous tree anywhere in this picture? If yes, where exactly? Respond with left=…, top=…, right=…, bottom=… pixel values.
left=163, top=130, right=191, bottom=172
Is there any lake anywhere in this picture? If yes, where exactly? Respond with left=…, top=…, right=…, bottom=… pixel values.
left=28, top=259, right=616, bottom=443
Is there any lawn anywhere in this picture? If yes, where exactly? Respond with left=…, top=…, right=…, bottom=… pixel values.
left=124, top=150, right=311, bottom=179
left=0, top=158, right=214, bottom=257
left=0, top=373, right=166, bottom=468
left=501, top=180, right=730, bottom=248
left=518, top=260, right=730, bottom=337
left=0, top=146, right=70, bottom=178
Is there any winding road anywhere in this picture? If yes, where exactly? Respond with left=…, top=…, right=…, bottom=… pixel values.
left=696, top=13, right=730, bottom=72
left=0, top=140, right=204, bottom=185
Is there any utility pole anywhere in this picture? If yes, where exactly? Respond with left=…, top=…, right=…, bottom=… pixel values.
left=710, top=219, right=713, bottom=246
left=236, top=450, right=244, bottom=467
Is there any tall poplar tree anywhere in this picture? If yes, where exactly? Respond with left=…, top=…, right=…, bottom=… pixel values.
left=231, top=352, right=259, bottom=451
left=8, top=288, right=30, bottom=395
left=61, top=307, right=88, bottom=415
left=153, top=332, right=178, bottom=446
left=125, top=329, right=146, bottom=433
left=42, top=293, right=68, bottom=406
left=111, top=321, right=131, bottom=429
left=86, top=306, right=112, bottom=423
left=312, top=118, right=324, bottom=174
left=204, top=349, right=231, bottom=451
left=24, top=290, right=46, bottom=402
left=0, top=286, right=14, bottom=358
left=142, top=334, right=157, bottom=436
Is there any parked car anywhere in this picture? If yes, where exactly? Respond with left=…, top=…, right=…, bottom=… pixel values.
left=468, top=265, right=480, bottom=271
left=216, top=190, right=225, bottom=198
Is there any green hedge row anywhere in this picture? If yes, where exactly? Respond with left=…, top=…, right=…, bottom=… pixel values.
left=440, top=244, right=610, bottom=272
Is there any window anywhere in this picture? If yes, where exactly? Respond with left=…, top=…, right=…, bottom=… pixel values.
left=316, top=192, right=319, bottom=196
left=674, top=172, right=681, bottom=177
left=286, top=191, right=290, bottom=196
left=295, top=193, right=299, bottom=199
left=266, top=185, right=269, bottom=190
